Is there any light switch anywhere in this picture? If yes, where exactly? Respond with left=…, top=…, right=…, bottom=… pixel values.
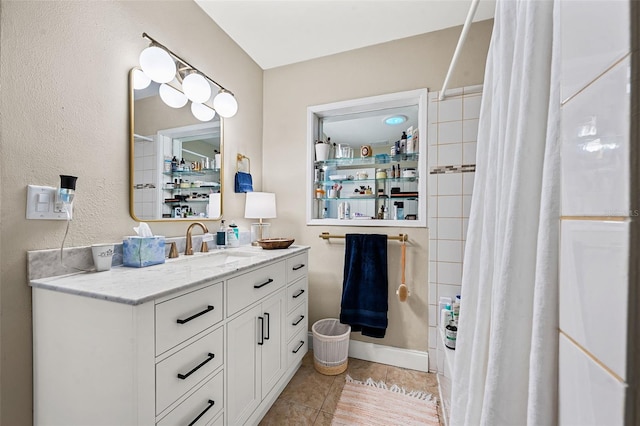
left=26, top=185, right=68, bottom=220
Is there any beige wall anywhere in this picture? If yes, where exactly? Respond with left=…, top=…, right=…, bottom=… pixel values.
left=262, top=20, right=493, bottom=352
left=0, top=1, right=263, bottom=423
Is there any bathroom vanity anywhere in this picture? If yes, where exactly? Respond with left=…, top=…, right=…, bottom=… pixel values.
left=30, top=246, right=309, bottom=426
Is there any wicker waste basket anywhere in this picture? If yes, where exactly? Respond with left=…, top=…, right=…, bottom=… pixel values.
left=312, top=319, right=351, bottom=375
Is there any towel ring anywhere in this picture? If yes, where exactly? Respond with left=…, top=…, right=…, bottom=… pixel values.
left=236, top=153, right=250, bottom=173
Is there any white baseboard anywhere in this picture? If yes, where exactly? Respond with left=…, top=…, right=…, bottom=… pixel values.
left=308, top=332, right=429, bottom=372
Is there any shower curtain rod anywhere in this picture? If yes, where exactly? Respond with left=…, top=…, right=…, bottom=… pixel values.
left=319, top=232, right=409, bottom=242
left=439, top=0, right=481, bottom=101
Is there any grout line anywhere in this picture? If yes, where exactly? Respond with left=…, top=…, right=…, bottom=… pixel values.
left=559, top=330, right=626, bottom=384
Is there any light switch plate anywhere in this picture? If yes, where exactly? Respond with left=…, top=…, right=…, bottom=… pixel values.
left=26, top=185, right=71, bottom=220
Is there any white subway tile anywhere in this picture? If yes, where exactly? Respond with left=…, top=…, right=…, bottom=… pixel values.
left=428, top=305, right=437, bottom=327
left=462, top=142, right=477, bottom=165
left=429, top=99, right=438, bottom=124
left=438, top=173, right=463, bottom=196
left=429, top=268, right=437, bottom=291
left=438, top=196, right=462, bottom=218
left=559, top=334, right=626, bottom=425
left=428, top=146, right=438, bottom=168
left=438, top=97, right=463, bottom=122
left=462, top=218, right=470, bottom=241
left=437, top=218, right=462, bottom=240
left=428, top=217, right=437, bottom=235
left=438, top=263, right=462, bottom=285
left=438, top=143, right=463, bottom=166
left=560, top=220, right=628, bottom=380
left=561, top=0, right=629, bottom=102
left=429, top=196, right=438, bottom=216
left=463, top=94, right=482, bottom=120
left=561, top=58, right=630, bottom=216
left=462, top=119, right=479, bottom=142
left=428, top=327, right=437, bottom=350
left=429, top=123, right=438, bottom=146
left=437, top=283, right=462, bottom=300
left=429, top=353, right=438, bottom=372
left=430, top=240, right=437, bottom=260
left=438, top=240, right=462, bottom=263
left=463, top=172, right=475, bottom=195
left=462, top=195, right=472, bottom=218
left=438, top=121, right=463, bottom=144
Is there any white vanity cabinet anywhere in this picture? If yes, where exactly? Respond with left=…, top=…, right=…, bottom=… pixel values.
left=31, top=247, right=309, bottom=426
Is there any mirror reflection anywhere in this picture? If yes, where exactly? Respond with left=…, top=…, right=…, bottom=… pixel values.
left=129, top=68, right=223, bottom=221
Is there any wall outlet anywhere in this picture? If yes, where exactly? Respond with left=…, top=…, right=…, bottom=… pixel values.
left=26, top=185, right=72, bottom=220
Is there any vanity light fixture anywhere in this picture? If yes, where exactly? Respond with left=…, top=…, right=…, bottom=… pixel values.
left=132, top=69, right=151, bottom=90
left=138, top=32, right=238, bottom=119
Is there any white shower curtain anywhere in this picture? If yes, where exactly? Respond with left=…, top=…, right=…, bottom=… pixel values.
left=450, top=0, right=560, bottom=425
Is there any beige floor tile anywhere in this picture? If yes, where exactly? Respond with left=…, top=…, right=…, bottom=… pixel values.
left=278, top=364, right=335, bottom=410
left=340, top=357, right=389, bottom=382
left=314, top=410, right=334, bottom=426
left=259, top=399, right=319, bottom=426
left=385, top=365, right=439, bottom=393
left=320, top=378, right=345, bottom=414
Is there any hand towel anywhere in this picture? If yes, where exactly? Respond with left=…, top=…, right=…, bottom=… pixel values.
left=234, top=171, right=253, bottom=193
left=340, top=234, right=388, bottom=338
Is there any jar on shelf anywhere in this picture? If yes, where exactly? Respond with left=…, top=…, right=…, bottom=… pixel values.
left=375, top=169, right=387, bottom=179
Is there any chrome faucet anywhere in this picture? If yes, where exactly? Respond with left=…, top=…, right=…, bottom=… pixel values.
left=185, top=222, right=210, bottom=255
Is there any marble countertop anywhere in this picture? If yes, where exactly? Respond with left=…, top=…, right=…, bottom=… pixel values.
left=30, top=245, right=309, bottom=306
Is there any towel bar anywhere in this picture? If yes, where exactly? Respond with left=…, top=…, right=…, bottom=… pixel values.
left=319, top=232, right=408, bottom=242
left=236, top=153, right=250, bottom=173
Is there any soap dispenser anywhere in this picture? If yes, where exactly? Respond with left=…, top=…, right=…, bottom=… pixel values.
left=216, top=220, right=226, bottom=249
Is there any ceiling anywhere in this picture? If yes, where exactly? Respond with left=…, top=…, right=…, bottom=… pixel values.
left=194, top=0, right=496, bottom=70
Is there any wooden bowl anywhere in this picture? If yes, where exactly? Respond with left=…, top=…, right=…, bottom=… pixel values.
left=257, top=238, right=295, bottom=250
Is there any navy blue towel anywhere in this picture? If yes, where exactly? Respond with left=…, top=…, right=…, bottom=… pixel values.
left=234, top=171, right=253, bottom=193
left=340, top=234, right=388, bottom=338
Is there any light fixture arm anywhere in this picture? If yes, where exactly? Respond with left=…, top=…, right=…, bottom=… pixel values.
left=142, top=32, right=234, bottom=97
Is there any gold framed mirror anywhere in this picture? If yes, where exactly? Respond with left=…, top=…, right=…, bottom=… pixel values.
left=129, top=68, right=223, bottom=221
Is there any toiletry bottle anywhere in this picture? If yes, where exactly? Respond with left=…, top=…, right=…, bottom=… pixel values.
left=179, top=158, right=186, bottom=171
left=344, top=202, right=350, bottom=219
left=400, top=131, right=407, bottom=154
left=171, top=156, right=178, bottom=172
left=227, top=222, right=239, bottom=247
left=216, top=220, right=226, bottom=249
left=445, top=312, right=457, bottom=350
left=322, top=207, right=328, bottom=219
left=338, top=202, right=345, bottom=219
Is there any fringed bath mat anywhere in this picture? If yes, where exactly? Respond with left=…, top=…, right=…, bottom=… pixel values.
left=331, top=376, right=440, bottom=426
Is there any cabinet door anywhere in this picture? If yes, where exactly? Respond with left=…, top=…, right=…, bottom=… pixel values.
left=261, top=290, right=285, bottom=397
left=226, top=305, right=262, bottom=425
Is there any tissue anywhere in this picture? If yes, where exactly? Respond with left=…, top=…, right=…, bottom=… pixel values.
left=123, top=222, right=165, bottom=268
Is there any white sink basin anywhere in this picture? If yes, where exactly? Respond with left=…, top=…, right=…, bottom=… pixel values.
left=166, top=248, right=266, bottom=266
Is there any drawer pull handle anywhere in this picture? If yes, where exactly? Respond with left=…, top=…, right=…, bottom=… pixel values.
left=188, top=399, right=215, bottom=426
left=258, top=316, right=264, bottom=345
left=293, top=289, right=305, bottom=299
left=264, top=312, right=270, bottom=340
left=292, top=264, right=305, bottom=271
left=292, top=341, right=305, bottom=354
left=177, top=353, right=215, bottom=380
left=292, top=315, right=305, bottom=326
left=176, top=305, right=214, bottom=324
left=254, top=278, right=274, bottom=289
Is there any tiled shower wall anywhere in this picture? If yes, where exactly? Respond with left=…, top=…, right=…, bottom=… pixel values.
left=558, top=1, right=633, bottom=423
left=426, top=85, right=482, bottom=373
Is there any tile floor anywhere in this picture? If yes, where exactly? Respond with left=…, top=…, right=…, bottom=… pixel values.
left=259, top=350, right=441, bottom=425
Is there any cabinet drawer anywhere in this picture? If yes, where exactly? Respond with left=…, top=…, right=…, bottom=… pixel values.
left=227, top=262, right=285, bottom=316
left=286, top=301, right=308, bottom=342
left=286, top=276, right=308, bottom=313
left=287, top=328, right=308, bottom=367
left=157, top=370, right=223, bottom=426
left=156, top=326, right=224, bottom=415
left=156, top=282, right=223, bottom=355
left=286, top=252, right=308, bottom=284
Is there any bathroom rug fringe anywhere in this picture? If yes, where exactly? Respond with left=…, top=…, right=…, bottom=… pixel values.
left=331, top=375, right=440, bottom=426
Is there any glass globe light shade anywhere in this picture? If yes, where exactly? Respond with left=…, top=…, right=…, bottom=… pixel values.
left=213, top=91, right=238, bottom=118
left=182, top=73, right=212, bottom=104
left=159, top=84, right=188, bottom=108
left=133, top=69, right=151, bottom=90
left=191, top=102, right=216, bottom=122
left=139, top=46, right=176, bottom=83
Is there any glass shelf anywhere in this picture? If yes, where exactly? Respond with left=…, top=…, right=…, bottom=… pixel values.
left=316, top=176, right=418, bottom=184
left=162, top=168, right=220, bottom=177
left=315, top=153, right=419, bottom=168
left=316, top=196, right=418, bottom=201
left=162, top=186, right=220, bottom=192
left=164, top=199, right=210, bottom=204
